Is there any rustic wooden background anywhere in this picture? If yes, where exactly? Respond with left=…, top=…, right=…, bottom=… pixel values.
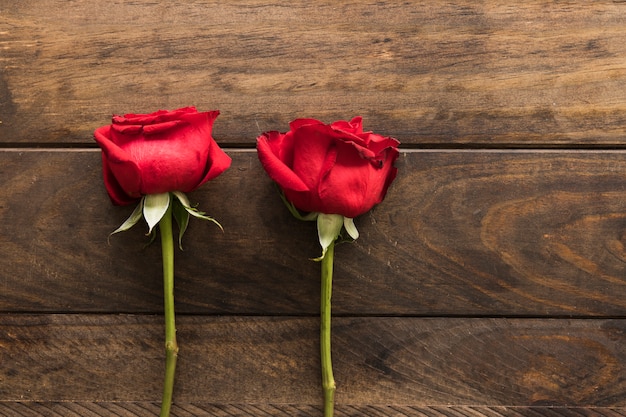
left=2, top=1, right=626, bottom=416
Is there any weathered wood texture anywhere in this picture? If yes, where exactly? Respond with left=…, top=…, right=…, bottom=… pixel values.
left=0, top=150, right=626, bottom=316
left=2, top=1, right=626, bottom=145
left=2, top=405, right=626, bottom=417
left=2, top=150, right=626, bottom=316
left=0, top=402, right=626, bottom=417
left=2, top=0, right=626, bottom=415
left=4, top=150, right=626, bottom=415
left=3, top=315, right=626, bottom=408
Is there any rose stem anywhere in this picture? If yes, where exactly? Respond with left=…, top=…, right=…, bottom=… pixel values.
left=321, top=239, right=336, bottom=417
left=160, top=203, right=178, bottom=417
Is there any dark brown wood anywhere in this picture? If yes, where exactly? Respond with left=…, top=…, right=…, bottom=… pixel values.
left=2, top=1, right=626, bottom=145
left=2, top=150, right=626, bottom=316
left=1, top=404, right=625, bottom=417
left=2, top=314, right=626, bottom=407
left=3, top=1, right=626, bottom=414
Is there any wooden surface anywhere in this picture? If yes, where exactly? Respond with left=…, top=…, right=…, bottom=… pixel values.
left=2, top=0, right=626, bottom=146
left=2, top=315, right=626, bottom=406
left=2, top=1, right=626, bottom=416
left=3, top=150, right=626, bottom=317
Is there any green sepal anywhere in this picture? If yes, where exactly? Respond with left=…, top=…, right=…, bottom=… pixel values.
left=343, top=217, right=359, bottom=241
left=172, top=191, right=223, bottom=231
left=143, top=227, right=158, bottom=249
left=313, top=213, right=344, bottom=261
left=143, top=192, right=171, bottom=235
left=108, top=191, right=223, bottom=249
left=109, top=197, right=145, bottom=239
left=172, top=198, right=190, bottom=250
left=278, top=187, right=318, bottom=221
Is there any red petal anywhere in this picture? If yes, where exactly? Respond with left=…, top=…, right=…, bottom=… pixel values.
left=134, top=111, right=217, bottom=193
left=319, top=140, right=399, bottom=217
left=100, top=155, right=141, bottom=205
left=289, top=118, right=323, bottom=131
left=197, top=139, right=232, bottom=186
left=142, top=120, right=185, bottom=135
left=330, top=116, right=363, bottom=135
left=257, top=132, right=309, bottom=192
left=94, top=126, right=142, bottom=204
left=291, top=124, right=335, bottom=191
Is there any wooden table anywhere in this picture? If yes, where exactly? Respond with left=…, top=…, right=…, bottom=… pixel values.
left=2, top=1, right=626, bottom=415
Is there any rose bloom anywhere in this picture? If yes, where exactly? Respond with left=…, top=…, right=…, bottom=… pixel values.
left=94, top=107, right=231, bottom=205
left=257, top=117, right=399, bottom=218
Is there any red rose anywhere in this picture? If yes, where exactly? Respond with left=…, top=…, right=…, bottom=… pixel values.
left=257, top=117, right=400, bottom=218
left=94, top=107, right=231, bottom=205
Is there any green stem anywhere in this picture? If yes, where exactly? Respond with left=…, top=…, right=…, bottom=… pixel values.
left=159, top=203, right=178, bottom=417
left=320, top=240, right=336, bottom=417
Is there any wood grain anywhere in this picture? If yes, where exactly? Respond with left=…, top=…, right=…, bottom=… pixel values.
left=3, top=1, right=626, bottom=412
left=1, top=150, right=626, bottom=316
left=1, top=404, right=625, bottom=417
left=2, top=314, right=626, bottom=407
left=2, top=1, right=626, bottom=145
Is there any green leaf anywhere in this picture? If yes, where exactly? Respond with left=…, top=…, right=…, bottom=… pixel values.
left=314, top=213, right=344, bottom=261
left=143, top=192, right=171, bottom=235
left=343, top=217, right=359, bottom=241
left=109, top=197, right=145, bottom=238
left=172, top=198, right=190, bottom=250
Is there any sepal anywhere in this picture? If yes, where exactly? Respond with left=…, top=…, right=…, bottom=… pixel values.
left=312, top=215, right=360, bottom=261
left=278, top=188, right=318, bottom=221
left=171, top=198, right=190, bottom=250
left=313, top=213, right=344, bottom=261
left=172, top=191, right=223, bottom=232
left=343, top=217, right=359, bottom=241
left=144, top=227, right=158, bottom=248
left=143, top=192, right=171, bottom=235
left=109, top=197, right=144, bottom=239
left=108, top=192, right=223, bottom=250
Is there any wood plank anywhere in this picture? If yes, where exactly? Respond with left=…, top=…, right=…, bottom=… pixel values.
left=2, top=314, right=626, bottom=408
left=2, top=150, right=626, bottom=315
left=1, top=403, right=625, bottom=417
left=2, top=1, right=626, bottom=145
